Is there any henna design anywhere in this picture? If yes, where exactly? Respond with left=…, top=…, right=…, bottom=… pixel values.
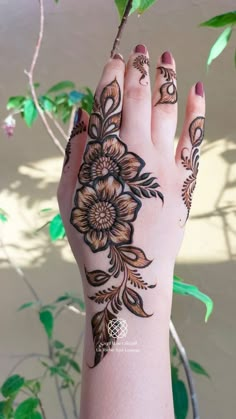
left=63, top=120, right=87, bottom=171
left=155, top=66, right=177, bottom=105
left=181, top=116, right=205, bottom=221
left=70, top=79, right=163, bottom=367
left=133, top=55, right=150, bottom=85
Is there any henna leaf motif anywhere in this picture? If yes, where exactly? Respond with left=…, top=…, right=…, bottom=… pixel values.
left=128, top=173, right=164, bottom=202
left=89, top=286, right=122, bottom=314
left=100, top=79, right=121, bottom=118
left=122, top=287, right=152, bottom=318
left=85, top=268, right=111, bottom=287
left=91, top=309, right=117, bottom=367
left=181, top=174, right=196, bottom=215
left=155, top=66, right=178, bottom=105
left=189, top=117, right=205, bottom=147
left=88, top=112, right=102, bottom=140
left=127, top=268, right=157, bottom=290
left=119, top=246, right=152, bottom=268
left=103, top=112, right=121, bottom=136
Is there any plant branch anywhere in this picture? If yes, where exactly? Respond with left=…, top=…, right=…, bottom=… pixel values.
left=38, top=397, right=47, bottom=419
left=46, top=111, right=68, bottom=141
left=0, top=237, right=40, bottom=302
left=24, top=0, right=64, bottom=155
left=170, top=320, right=200, bottom=419
left=48, top=341, right=68, bottom=419
left=110, top=0, right=133, bottom=57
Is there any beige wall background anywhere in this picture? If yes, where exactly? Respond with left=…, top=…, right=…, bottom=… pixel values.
left=0, top=0, right=236, bottom=418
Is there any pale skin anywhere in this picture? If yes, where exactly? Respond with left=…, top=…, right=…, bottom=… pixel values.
left=57, top=45, right=205, bottom=419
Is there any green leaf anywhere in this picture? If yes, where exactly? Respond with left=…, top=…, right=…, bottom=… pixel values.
left=173, top=276, right=213, bottom=322
left=189, top=360, right=210, bottom=378
left=68, top=91, right=85, bottom=105
left=14, top=398, right=39, bottom=419
left=137, top=0, right=158, bottom=14
left=53, top=340, right=65, bottom=349
left=234, top=48, right=236, bottom=68
left=18, top=301, right=38, bottom=311
left=47, top=81, right=75, bottom=94
left=207, top=26, right=233, bottom=67
left=69, top=359, right=81, bottom=374
left=24, top=379, right=41, bottom=395
left=54, top=93, right=68, bottom=106
left=55, top=293, right=85, bottom=311
left=49, top=367, right=74, bottom=384
left=39, top=310, right=54, bottom=339
left=0, top=399, right=14, bottom=418
left=1, top=375, right=25, bottom=398
left=171, top=345, right=177, bottom=357
left=23, top=99, right=38, bottom=127
left=115, top=0, right=157, bottom=18
left=49, top=214, right=65, bottom=241
left=38, top=95, right=55, bottom=112
left=81, top=88, right=94, bottom=115
left=200, top=11, right=236, bottom=28
left=0, top=210, right=8, bottom=223
left=39, top=208, right=53, bottom=213
left=172, top=378, right=188, bottom=419
left=7, top=96, right=25, bottom=110
left=33, top=83, right=40, bottom=89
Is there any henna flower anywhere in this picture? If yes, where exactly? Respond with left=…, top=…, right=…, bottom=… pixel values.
left=79, top=136, right=144, bottom=185
left=71, top=176, right=141, bottom=252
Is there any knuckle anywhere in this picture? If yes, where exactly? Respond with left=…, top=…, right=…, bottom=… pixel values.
left=124, top=85, right=148, bottom=101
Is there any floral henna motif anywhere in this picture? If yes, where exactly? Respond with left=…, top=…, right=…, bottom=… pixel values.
left=70, top=79, right=163, bottom=367
left=181, top=116, right=205, bottom=221
left=155, top=66, right=177, bottom=105
left=133, top=54, right=150, bottom=85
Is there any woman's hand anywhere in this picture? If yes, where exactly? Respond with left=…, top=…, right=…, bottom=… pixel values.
left=57, top=45, right=205, bottom=419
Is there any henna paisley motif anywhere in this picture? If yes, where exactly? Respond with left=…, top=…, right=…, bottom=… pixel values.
left=155, top=66, right=177, bottom=105
left=70, top=79, right=163, bottom=367
left=181, top=116, right=205, bottom=221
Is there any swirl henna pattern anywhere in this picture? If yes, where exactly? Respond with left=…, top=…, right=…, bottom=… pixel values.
left=133, top=55, right=150, bottom=85
left=70, top=79, right=164, bottom=367
left=63, top=116, right=87, bottom=171
left=181, top=116, right=205, bottom=221
left=155, top=66, right=177, bottom=105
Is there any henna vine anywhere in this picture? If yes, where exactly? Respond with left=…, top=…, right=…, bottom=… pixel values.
left=181, top=116, right=205, bottom=222
left=155, top=66, right=177, bottom=105
left=70, top=79, right=163, bottom=367
left=133, top=55, right=150, bottom=85
left=63, top=117, right=87, bottom=171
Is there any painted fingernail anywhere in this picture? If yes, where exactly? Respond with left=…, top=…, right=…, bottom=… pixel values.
left=113, top=53, right=124, bottom=62
left=161, top=51, right=172, bottom=65
left=134, top=44, right=147, bottom=54
left=195, top=81, right=204, bottom=97
left=74, top=108, right=82, bottom=125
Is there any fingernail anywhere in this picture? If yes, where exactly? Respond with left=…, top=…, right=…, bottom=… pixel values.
left=161, top=51, right=172, bottom=65
left=74, top=108, right=82, bottom=125
left=113, top=53, right=124, bottom=62
left=195, top=81, right=204, bottom=97
left=134, top=44, right=147, bottom=54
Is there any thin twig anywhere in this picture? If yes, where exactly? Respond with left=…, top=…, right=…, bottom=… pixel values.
left=7, top=353, right=49, bottom=377
left=24, top=0, right=64, bottom=155
left=46, top=111, right=68, bottom=141
left=38, top=397, right=47, bottom=419
left=110, top=0, right=133, bottom=57
left=0, top=237, right=40, bottom=302
left=170, top=320, right=200, bottom=419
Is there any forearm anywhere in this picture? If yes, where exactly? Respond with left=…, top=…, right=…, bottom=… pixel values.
left=79, top=261, right=175, bottom=419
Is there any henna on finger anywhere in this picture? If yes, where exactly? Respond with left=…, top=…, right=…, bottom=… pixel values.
left=181, top=116, right=205, bottom=222
left=63, top=109, right=87, bottom=171
left=70, top=79, right=163, bottom=367
left=133, top=54, right=150, bottom=86
left=155, top=66, right=177, bottom=105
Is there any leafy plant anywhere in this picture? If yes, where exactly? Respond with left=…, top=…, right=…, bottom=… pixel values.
left=200, top=11, right=236, bottom=68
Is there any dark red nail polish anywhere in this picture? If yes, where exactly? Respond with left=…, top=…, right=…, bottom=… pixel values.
left=74, top=108, right=82, bottom=125
left=161, top=51, right=172, bottom=65
left=195, top=81, right=204, bottom=97
left=135, top=44, right=147, bottom=54
left=113, top=53, right=124, bottom=62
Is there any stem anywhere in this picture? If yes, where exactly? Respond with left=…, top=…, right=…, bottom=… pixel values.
left=24, top=0, right=64, bottom=155
left=8, top=353, right=49, bottom=377
left=170, top=320, right=200, bottom=419
left=0, top=237, right=40, bottom=302
left=46, top=111, right=68, bottom=141
left=48, top=341, right=68, bottom=419
left=38, top=397, right=47, bottom=419
left=110, top=0, right=133, bottom=57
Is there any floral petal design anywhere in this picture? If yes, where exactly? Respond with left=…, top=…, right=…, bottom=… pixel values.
left=74, top=185, right=97, bottom=210
left=120, top=152, right=144, bottom=180
left=85, top=229, right=108, bottom=252
left=116, top=193, right=141, bottom=222
left=84, top=142, right=102, bottom=164
left=78, top=163, right=92, bottom=184
left=95, top=176, right=123, bottom=201
left=103, top=136, right=126, bottom=160
left=100, top=79, right=121, bottom=118
left=103, top=112, right=121, bottom=136
left=70, top=208, right=89, bottom=233
left=109, top=221, right=132, bottom=245
left=88, top=113, right=102, bottom=140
